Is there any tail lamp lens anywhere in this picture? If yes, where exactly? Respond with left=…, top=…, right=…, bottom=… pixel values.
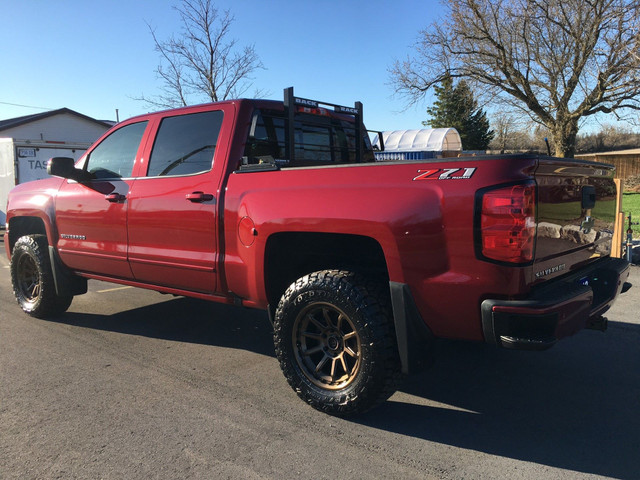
left=480, top=183, right=536, bottom=263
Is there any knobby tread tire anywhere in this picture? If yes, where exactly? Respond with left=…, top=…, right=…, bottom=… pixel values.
left=10, top=234, right=73, bottom=318
left=273, top=269, right=402, bottom=416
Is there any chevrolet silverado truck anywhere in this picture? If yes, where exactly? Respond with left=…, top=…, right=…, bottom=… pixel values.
left=4, top=88, right=632, bottom=415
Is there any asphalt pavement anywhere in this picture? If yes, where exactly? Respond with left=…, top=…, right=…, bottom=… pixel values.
left=1, top=234, right=639, bottom=479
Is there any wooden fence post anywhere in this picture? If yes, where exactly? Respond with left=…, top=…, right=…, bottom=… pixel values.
left=612, top=178, right=624, bottom=258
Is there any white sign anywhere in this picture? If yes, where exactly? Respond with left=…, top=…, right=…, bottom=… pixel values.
left=17, top=147, right=85, bottom=184
left=18, top=148, right=36, bottom=158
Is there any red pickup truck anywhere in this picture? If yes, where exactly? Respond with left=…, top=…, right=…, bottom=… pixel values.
left=4, top=88, right=631, bottom=415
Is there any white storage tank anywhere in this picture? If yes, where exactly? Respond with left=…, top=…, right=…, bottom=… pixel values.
left=372, top=128, right=463, bottom=161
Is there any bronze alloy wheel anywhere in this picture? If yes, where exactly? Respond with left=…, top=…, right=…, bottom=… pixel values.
left=292, top=302, right=361, bottom=390
left=10, top=235, right=73, bottom=318
left=16, top=251, right=41, bottom=304
left=274, top=270, right=401, bottom=415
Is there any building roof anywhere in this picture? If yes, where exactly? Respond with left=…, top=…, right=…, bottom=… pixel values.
left=0, top=108, right=113, bottom=133
left=577, top=148, right=640, bottom=157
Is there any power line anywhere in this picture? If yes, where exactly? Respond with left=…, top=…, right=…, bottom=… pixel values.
left=0, top=101, right=52, bottom=110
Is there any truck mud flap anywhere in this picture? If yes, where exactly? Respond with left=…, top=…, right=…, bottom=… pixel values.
left=48, top=246, right=88, bottom=297
left=389, top=282, right=435, bottom=375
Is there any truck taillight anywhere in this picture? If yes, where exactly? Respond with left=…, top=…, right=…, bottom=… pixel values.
left=479, top=182, right=536, bottom=264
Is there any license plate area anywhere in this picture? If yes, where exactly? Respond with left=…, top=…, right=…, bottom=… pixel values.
left=578, top=276, right=590, bottom=286
left=578, top=269, right=618, bottom=307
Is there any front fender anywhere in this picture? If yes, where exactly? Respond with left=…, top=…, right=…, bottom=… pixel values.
left=5, top=177, right=64, bottom=252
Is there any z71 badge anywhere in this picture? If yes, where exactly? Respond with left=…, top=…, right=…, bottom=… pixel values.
left=413, top=167, right=476, bottom=181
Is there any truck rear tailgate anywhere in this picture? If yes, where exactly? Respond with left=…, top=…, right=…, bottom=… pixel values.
left=481, top=157, right=629, bottom=350
left=532, top=158, right=617, bottom=285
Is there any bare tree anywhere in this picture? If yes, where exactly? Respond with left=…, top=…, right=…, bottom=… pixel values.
left=489, top=114, right=550, bottom=153
left=577, top=123, right=640, bottom=152
left=490, top=113, right=525, bottom=154
left=138, top=0, right=264, bottom=108
left=390, top=0, right=640, bottom=157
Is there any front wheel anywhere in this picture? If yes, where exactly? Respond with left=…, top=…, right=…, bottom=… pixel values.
left=273, top=270, right=401, bottom=416
left=10, top=235, right=73, bottom=318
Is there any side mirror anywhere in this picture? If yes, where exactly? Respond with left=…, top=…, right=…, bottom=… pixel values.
left=47, top=157, right=91, bottom=181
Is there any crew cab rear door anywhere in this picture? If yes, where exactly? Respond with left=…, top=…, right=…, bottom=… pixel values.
left=54, top=120, right=149, bottom=278
left=126, top=105, right=234, bottom=294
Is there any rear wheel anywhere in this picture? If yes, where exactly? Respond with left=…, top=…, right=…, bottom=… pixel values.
left=10, top=235, right=73, bottom=318
left=274, top=270, right=401, bottom=416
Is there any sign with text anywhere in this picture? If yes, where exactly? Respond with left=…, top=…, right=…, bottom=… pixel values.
left=18, top=148, right=36, bottom=158
left=17, top=147, right=86, bottom=183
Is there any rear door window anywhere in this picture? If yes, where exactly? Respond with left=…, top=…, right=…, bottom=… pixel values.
left=146, top=110, right=224, bottom=177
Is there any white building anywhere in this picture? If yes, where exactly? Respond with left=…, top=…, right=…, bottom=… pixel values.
left=0, top=108, right=112, bottom=224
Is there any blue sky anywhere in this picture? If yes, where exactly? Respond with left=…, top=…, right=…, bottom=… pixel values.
left=0, top=0, right=439, bottom=131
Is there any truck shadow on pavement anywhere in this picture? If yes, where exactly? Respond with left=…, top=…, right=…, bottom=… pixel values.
left=359, top=322, right=640, bottom=479
left=59, top=296, right=276, bottom=358
left=49, top=296, right=638, bottom=479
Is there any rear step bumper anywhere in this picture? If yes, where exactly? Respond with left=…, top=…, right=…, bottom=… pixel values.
left=481, top=257, right=631, bottom=351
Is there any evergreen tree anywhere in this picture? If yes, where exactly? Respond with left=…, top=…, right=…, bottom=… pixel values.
left=424, top=76, right=494, bottom=150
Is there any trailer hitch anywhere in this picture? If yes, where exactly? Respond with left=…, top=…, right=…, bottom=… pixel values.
left=586, top=316, right=608, bottom=332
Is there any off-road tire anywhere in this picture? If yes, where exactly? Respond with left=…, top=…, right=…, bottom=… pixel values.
left=10, top=235, right=73, bottom=318
left=273, top=270, right=401, bottom=416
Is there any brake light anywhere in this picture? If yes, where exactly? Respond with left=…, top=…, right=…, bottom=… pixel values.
left=480, top=182, right=536, bottom=263
left=296, top=106, right=330, bottom=116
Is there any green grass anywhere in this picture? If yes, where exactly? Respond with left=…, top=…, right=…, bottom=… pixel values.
left=538, top=199, right=615, bottom=223
left=536, top=192, right=639, bottom=238
left=622, top=192, right=640, bottom=238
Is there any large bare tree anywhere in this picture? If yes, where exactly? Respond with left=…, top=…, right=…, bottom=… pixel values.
left=390, top=0, right=640, bottom=157
left=139, top=0, right=264, bottom=108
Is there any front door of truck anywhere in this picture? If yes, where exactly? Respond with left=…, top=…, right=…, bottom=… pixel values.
left=127, top=107, right=231, bottom=294
left=55, top=121, right=149, bottom=279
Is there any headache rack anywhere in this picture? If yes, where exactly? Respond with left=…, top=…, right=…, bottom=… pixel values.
left=283, top=87, right=377, bottom=164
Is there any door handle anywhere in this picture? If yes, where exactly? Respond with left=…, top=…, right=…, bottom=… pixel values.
left=186, top=191, right=214, bottom=203
left=105, top=193, right=126, bottom=203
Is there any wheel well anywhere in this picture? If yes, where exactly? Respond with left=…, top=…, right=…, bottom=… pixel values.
left=264, top=232, right=389, bottom=307
left=7, top=217, right=47, bottom=252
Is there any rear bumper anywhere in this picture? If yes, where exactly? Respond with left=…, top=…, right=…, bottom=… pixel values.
left=481, top=257, right=631, bottom=350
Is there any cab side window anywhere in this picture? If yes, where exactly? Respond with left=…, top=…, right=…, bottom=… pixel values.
left=244, top=109, right=374, bottom=167
left=86, top=121, right=148, bottom=179
left=146, top=110, right=224, bottom=177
